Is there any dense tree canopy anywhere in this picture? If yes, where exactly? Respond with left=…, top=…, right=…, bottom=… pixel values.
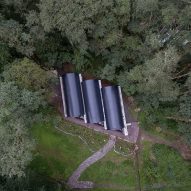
left=0, top=81, right=46, bottom=177
left=0, top=43, right=12, bottom=72
left=0, top=0, right=191, bottom=177
left=3, top=58, right=50, bottom=91
left=0, top=0, right=191, bottom=190
left=0, top=0, right=190, bottom=138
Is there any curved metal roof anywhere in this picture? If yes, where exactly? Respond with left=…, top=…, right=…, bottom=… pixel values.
left=102, top=85, right=124, bottom=131
left=82, top=79, right=104, bottom=123
left=59, top=73, right=128, bottom=135
left=62, top=73, right=84, bottom=117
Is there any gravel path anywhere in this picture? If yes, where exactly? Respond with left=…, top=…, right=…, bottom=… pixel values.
left=67, top=135, right=116, bottom=189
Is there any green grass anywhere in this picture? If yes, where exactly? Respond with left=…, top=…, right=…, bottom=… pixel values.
left=138, top=107, right=180, bottom=141
left=80, top=151, right=137, bottom=190
left=30, top=111, right=191, bottom=191
left=59, top=120, right=109, bottom=151
left=115, top=138, right=135, bottom=155
left=30, top=118, right=107, bottom=180
left=30, top=120, right=94, bottom=180
left=139, top=141, right=191, bottom=191
left=30, top=115, right=137, bottom=190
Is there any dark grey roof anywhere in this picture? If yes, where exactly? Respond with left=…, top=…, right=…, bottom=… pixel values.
left=82, top=79, right=104, bottom=123
left=102, top=86, right=124, bottom=131
left=62, top=73, right=84, bottom=117
left=60, top=73, right=128, bottom=134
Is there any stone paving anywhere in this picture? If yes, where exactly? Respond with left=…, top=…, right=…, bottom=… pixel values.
left=67, top=135, right=116, bottom=189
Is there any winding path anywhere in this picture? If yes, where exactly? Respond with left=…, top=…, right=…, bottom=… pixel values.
left=67, top=135, right=116, bottom=189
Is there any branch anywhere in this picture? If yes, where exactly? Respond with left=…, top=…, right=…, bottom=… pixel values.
left=175, top=65, right=189, bottom=76
left=166, top=116, right=191, bottom=123
left=172, top=72, right=190, bottom=80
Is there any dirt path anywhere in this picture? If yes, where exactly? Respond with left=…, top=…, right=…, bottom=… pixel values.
left=141, top=130, right=173, bottom=146
left=141, top=129, right=191, bottom=160
left=67, top=135, right=116, bottom=189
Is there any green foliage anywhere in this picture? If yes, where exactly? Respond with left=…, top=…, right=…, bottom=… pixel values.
left=177, top=94, right=191, bottom=144
left=1, top=0, right=191, bottom=72
left=0, top=82, right=45, bottom=122
left=135, top=0, right=159, bottom=16
left=59, top=121, right=108, bottom=151
left=118, top=46, right=180, bottom=104
left=39, top=0, right=130, bottom=51
left=30, top=115, right=137, bottom=189
left=0, top=120, right=34, bottom=178
left=138, top=104, right=178, bottom=131
left=185, top=72, right=191, bottom=93
left=0, top=171, right=66, bottom=191
left=80, top=151, right=137, bottom=187
left=30, top=115, right=109, bottom=180
left=179, top=95, right=191, bottom=118
left=145, top=33, right=163, bottom=50
left=3, top=58, right=50, bottom=91
left=115, top=138, right=134, bottom=155
left=140, top=142, right=191, bottom=189
left=162, top=4, right=179, bottom=25
left=0, top=19, right=34, bottom=56
left=178, top=123, right=191, bottom=145
left=0, top=0, right=191, bottom=148
left=0, top=82, right=46, bottom=177
left=0, top=43, right=12, bottom=71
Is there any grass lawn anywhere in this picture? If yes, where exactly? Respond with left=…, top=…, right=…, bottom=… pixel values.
left=80, top=151, right=138, bottom=190
left=29, top=112, right=138, bottom=191
left=59, top=120, right=109, bottom=151
left=139, top=141, right=191, bottom=191
left=30, top=118, right=101, bottom=181
left=29, top=112, right=191, bottom=191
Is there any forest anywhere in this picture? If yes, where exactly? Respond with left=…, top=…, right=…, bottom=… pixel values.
left=0, top=0, right=191, bottom=191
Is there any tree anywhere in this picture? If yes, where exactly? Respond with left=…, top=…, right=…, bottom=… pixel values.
left=179, top=95, right=191, bottom=119
left=0, top=120, right=34, bottom=178
left=38, top=0, right=130, bottom=51
left=3, top=58, right=50, bottom=91
left=0, top=0, right=190, bottom=71
left=178, top=123, right=191, bottom=145
left=0, top=43, right=12, bottom=72
left=118, top=46, right=180, bottom=103
left=0, top=82, right=45, bottom=177
left=177, top=94, right=191, bottom=144
left=0, top=19, right=35, bottom=56
left=0, top=0, right=191, bottom=145
left=185, top=72, right=191, bottom=93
